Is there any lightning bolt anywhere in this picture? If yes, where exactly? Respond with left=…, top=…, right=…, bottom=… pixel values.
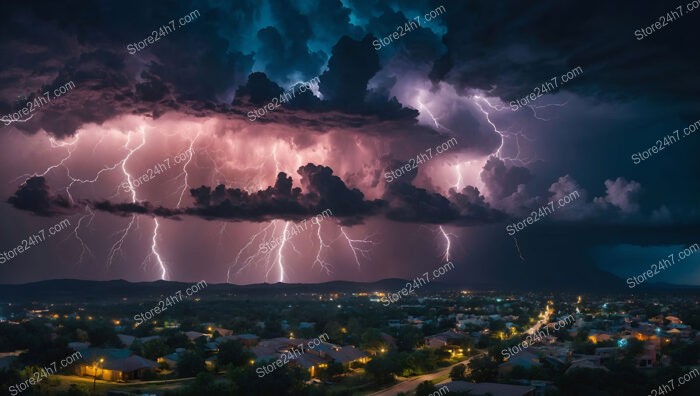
left=512, top=236, right=526, bottom=262
left=227, top=221, right=279, bottom=283
left=313, top=222, right=332, bottom=274
left=277, top=222, right=290, bottom=283
left=438, top=225, right=453, bottom=262
left=103, top=128, right=168, bottom=279
left=60, top=204, right=95, bottom=265
left=339, top=226, right=375, bottom=269
left=150, top=219, right=167, bottom=279
left=12, top=136, right=80, bottom=184
left=452, top=164, right=463, bottom=190
left=527, top=101, right=569, bottom=121
left=173, top=131, right=200, bottom=208
left=417, top=97, right=452, bottom=132
left=471, top=96, right=534, bottom=262
left=472, top=95, right=520, bottom=162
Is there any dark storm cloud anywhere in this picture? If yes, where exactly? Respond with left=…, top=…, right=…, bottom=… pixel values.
left=430, top=0, right=700, bottom=102
left=259, top=0, right=326, bottom=80
left=187, top=165, right=383, bottom=225
left=233, top=72, right=285, bottom=106
left=9, top=164, right=503, bottom=227
left=383, top=182, right=503, bottom=225
left=91, top=201, right=182, bottom=218
left=319, top=35, right=380, bottom=107
left=7, top=177, right=76, bottom=216
left=0, top=0, right=441, bottom=139
left=382, top=162, right=503, bottom=225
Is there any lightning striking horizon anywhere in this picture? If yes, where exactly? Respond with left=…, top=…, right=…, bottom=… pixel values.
left=438, top=225, right=452, bottom=262
left=14, top=127, right=178, bottom=279
left=416, top=92, right=548, bottom=266
left=277, top=222, right=290, bottom=283
left=470, top=95, right=541, bottom=263
left=227, top=221, right=279, bottom=283
left=512, top=236, right=526, bottom=262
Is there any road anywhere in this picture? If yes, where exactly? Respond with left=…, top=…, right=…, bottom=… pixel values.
left=366, top=354, right=483, bottom=396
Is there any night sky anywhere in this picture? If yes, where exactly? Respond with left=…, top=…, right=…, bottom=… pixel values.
left=1, top=0, right=699, bottom=287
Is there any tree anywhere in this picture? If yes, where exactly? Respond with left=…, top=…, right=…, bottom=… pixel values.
left=217, top=340, right=250, bottom=368
left=142, top=339, right=170, bottom=361
left=365, top=354, right=399, bottom=385
left=86, top=321, right=119, bottom=347
left=467, top=356, right=498, bottom=382
left=360, top=328, right=385, bottom=353
left=415, top=380, right=437, bottom=396
left=177, top=351, right=206, bottom=377
left=668, top=342, right=700, bottom=365
left=395, top=326, right=423, bottom=352
left=227, top=362, right=308, bottom=395
left=175, top=372, right=233, bottom=396
left=323, top=321, right=343, bottom=341
left=449, top=363, right=466, bottom=381
left=163, top=331, right=189, bottom=349
left=75, top=329, right=89, bottom=343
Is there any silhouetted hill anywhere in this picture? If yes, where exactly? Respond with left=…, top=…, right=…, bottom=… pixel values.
left=0, top=278, right=455, bottom=302
left=0, top=275, right=696, bottom=303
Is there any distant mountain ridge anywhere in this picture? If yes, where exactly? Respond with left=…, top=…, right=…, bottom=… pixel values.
left=0, top=275, right=697, bottom=302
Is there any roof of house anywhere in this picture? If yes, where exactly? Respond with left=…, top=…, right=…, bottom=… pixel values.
left=289, top=352, right=326, bottom=369
left=103, top=355, right=158, bottom=372
left=502, top=350, right=541, bottom=368
left=425, top=330, right=464, bottom=342
left=79, top=348, right=157, bottom=372
left=117, top=334, right=135, bottom=347
left=161, top=352, right=181, bottom=362
left=81, top=348, right=133, bottom=362
left=566, top=359, right=610, bottom=374
left=184, top=331, right=209, bottom=340
left=251, top=337, right=296, bottom=359
left=325, top=346, right=367, bottom=364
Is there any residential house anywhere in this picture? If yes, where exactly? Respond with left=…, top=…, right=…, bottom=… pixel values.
left=424, top=330, right=463, bottom=349
left=184, top=331, right=210, bottom=342
left=77, top=348, right=157, bottom=382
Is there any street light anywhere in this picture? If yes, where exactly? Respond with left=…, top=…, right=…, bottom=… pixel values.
left=93, top=358, right=104, bottom=393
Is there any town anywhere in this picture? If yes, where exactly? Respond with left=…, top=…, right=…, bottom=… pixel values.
left=1, top=281, right=699, bottom=395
